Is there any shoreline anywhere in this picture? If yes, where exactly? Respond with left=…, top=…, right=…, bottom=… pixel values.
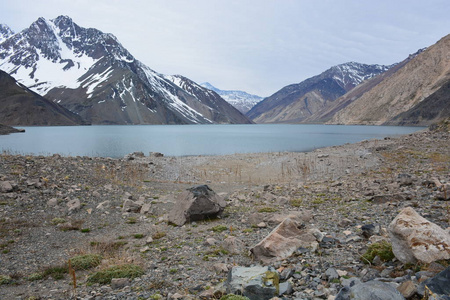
left=0, top=127, right=448, bottom=299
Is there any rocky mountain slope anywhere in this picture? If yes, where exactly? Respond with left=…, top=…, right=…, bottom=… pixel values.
left=330, top=34, right=450, bottom=125
left=200, top=82, right=263, bottom=114
left=247, top=62, right=391, bottom=123
left=0, top=70, right=85, bottom=126
left=306, top=50, right=424, bottom=124
left=0, top=16, right=251, bottom=125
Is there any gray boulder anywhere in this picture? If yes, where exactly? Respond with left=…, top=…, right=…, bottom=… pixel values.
left=225, top=266, right=282, bottom=300
left=168, top=185, right=226, bottom=226
left=122, top=199, right=143, bottom=213
left=336, top=280, right=405, bottom=300
left=418, top=267, right=450, bottom=300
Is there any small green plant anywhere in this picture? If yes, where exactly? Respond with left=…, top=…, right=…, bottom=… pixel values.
left=290, top=198, right=303, bottom=207
left=51, top=217, right=66, bottom=225
left=361, top=240, right=395, bottom=264
left=80, top=228, right=91, bottom=233
left=211, top=225, right=228, bottom=233
left=126, top=217, right=137, bottom=224
left=152, top=232, right=166, bottom=240
left=87, top=264, right=144, bottom=285
left=169, top=268, right=177, bottom=274
left=134, top=234, right=145, bottom=239
left=0, top=275, right=12, bottom=285
left=257, top=207, right=278, bottom=213
left=27, top=272, right=44, bottom=281
left=70, top=254, right=102, bottom=270
left=149, top=294, right=163, bottom=300
left=242, top=228, right=254, bottom=233
left=42, top=265, right=68, bottom=280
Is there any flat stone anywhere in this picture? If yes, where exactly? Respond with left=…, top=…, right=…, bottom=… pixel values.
left=397, top=280, right=417, bottom=298
left=336, top=280, right=404, bottom=300
left=250, top=218, right=318, bottom=264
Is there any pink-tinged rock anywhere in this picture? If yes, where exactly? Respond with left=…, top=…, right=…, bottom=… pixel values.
left=388, top=207, right=450, bottom=264
left=250, top=217, right=318, bottom=264
left=0, top=181, right=13, bottom=193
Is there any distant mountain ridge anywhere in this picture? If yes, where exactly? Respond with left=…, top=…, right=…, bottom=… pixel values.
left=329, top=35, right=450, bottom=125
left=200, top=82, right=263, bottom=114
left=0, top=16, right=251, bottom=125
left=247, top=62, right=392, bottom=123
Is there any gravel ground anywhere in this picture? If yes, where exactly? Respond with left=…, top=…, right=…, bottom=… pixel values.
left=0, top=128, right=448, bottom=299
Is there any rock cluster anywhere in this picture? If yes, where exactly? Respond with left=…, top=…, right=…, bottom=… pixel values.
left=0, top=129, right=449, bottom=299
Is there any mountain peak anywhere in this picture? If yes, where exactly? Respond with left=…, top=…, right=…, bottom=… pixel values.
left=52, top=15, right=74, bottom=24
left=0, top=15, right=251, bottom=125
left=200, top=82, right=263, bottom=114
left=0, top=24, right=14, bottom=43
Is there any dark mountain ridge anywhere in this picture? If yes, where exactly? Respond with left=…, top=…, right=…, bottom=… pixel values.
left=0, top=70, right=85, bottom=126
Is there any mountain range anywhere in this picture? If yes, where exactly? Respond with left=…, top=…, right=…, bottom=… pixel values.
left=0, top=16, right=251, bottom=125
left=247, top=34, right=449, bottom=126
left=200, top=82, right=263, bottom=114
left=1, top=15, right=448, bottom=127
left=246, top=62, right=392, bottom=123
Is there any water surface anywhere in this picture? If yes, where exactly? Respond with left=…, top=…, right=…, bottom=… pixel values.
left=0, top=124, right=423, bottom=157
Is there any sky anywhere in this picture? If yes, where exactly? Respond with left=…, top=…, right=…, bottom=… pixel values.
left=1, top=0, right=449, bottom=96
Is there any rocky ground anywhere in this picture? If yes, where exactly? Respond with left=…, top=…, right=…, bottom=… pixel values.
left=0, top=127, right=449, bottom=300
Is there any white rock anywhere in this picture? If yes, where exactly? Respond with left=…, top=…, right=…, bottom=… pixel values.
left=389, top=206, right=450, bottom=264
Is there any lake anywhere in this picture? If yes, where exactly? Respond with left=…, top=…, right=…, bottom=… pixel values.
left=0, top=124, right=423, bottom=158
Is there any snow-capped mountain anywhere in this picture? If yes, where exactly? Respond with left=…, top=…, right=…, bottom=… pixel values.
left=0, top=16, right=251, bottom=125
left=247, top=62, right=392, bottom=123
left=200, top=82, right=263, bottom=114
left=0, top=24, right=14, bottom=43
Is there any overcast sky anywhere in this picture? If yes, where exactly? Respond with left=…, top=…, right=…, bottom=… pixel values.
left=1, top=0, right=449, bottom=96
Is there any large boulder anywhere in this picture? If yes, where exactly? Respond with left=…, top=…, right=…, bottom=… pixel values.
left=335, top=280, right=404, bottom=300
left=250, top=217, right=318, bottom=264
left=388, top=207, right=450, bottom=264
left=168, top=185, right=226, bottom=226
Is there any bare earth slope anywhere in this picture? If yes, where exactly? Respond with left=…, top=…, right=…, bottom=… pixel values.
left=330, top=34, right=450, bottom=125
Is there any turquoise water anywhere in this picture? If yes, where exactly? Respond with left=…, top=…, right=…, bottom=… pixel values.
left=0, top=124, right=423, bottom=157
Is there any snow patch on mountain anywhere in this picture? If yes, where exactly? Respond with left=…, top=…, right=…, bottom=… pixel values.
left=0, top=24, right=14, bottom=43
